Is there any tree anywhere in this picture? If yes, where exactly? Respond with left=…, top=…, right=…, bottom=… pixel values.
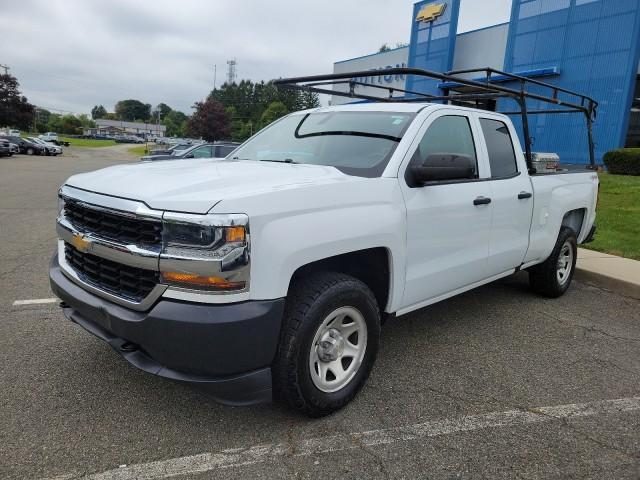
left=91, top=105, right=108, bottom=119
left=378, top=44, right=391, bottom=53
left=152, top=103, right=172, bottom=122
left=0, top=73, right=35, bottom=130
left=209, top=79, right=319, bottom=140
left=297, top=90, right=320, bottom=110
left=114, top=99, right=151, bottom=121
left=186, top=98, right=230, bottom=141
left=35, top=108, right=51, bottom=133
left=48, top=114, right=82, bottom=134
left=77, top=114, right=95, bottom=129
left=260, top=101, right=288, bottom=129
left=163, top=109, right=188, bottom=137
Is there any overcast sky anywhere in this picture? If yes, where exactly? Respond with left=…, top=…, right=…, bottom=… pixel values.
left=1, top=0, right=512, bottom=115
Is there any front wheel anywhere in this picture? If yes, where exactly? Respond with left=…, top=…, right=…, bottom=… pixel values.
left=273, top=272, right=380, bottom=417
left=529, top=226, right=577, bottom=298
left=26, top=148, right=34, bottom=155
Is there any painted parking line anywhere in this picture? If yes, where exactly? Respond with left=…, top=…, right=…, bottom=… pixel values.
left=12, top=297, right=58, bottom=306
left=43, top=396, right=640, bottom=480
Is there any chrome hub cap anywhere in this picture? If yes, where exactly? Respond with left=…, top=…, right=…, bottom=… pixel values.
left=309, top=306, right=367, bottom=393
left=556, top=240, right=574, bottom=285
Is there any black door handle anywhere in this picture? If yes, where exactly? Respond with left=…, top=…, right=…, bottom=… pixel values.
left=518, top=192, right=533, bottom=199
left=473, top=196, right=492, bottom=206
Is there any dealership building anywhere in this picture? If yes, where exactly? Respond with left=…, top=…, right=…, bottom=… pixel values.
left=332, top=0, right=640, bottom=164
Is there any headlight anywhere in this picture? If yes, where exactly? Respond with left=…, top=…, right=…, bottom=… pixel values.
left=162, top=221, right=223, bottom=249
left=160, top=213, right=250, bottom=292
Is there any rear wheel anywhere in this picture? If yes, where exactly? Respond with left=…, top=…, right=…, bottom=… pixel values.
left=529, top=226, right=577, bottom=298
left=273, top=272, right=380, bottom=417
left=26, top=147, right=34, bottom=155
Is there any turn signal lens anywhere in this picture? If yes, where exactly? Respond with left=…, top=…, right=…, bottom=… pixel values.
left=225, top=226, right=246, bottom=243
left=162, top=271, right=246, bottom=290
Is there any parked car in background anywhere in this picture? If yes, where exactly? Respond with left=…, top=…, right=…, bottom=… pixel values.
left=29, top=137, right=62, bottom=156
left=8, top=142, right=19, bottom=154
left=140, top=142, right=239, bottom=161
left=0, top=138, right=12, bottom=157
left=0, top=136, right=45, bottom=155
left=0, top=129, right=21, bottom=137
left=148, top=142, right=193, bottom=156
left=39, top=132, right=59, bottom=143
left=114, top=135, right=145, bottom=144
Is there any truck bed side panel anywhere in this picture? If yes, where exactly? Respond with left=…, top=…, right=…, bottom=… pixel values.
left=526, top=172, right=598, bottom=264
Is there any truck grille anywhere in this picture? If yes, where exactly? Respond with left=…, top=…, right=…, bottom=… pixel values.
left=64, top=242, right=159, bottom=302
left=64, top=200, right=162, bottom=245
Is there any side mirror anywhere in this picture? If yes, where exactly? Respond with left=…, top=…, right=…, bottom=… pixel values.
left=409, top=153, right=476, bottom=184
left=185, top=153, right=194, bottom=159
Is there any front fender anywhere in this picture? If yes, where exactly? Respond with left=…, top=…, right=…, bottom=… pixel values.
left=214, top=178, right=407, bottom=312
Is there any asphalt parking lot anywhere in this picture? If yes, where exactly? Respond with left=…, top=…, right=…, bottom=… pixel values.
left=1, top=147, right=639, bottom=479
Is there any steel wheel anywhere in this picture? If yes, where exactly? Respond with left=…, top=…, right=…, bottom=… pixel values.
left=556, top=240, right=574, bottom=285
left=309, top=306, right=368, bottom=393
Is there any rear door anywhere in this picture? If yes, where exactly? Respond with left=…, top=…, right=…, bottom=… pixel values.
left=477, top=115, right=534, bottom=274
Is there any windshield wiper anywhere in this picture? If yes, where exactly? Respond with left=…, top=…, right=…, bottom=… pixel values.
left=260, top=158, right=298, bottom=164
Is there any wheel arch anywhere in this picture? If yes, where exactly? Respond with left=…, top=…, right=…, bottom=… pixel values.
left=288, top=247, right=394, bottom=314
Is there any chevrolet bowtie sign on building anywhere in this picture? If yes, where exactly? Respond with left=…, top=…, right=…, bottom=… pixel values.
left=332, top=0, right=640, bottom=165
left=415, top=3, right=446, bottom=23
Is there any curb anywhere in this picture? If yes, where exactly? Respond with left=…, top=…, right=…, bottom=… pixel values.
left=574, top=267, right=640, bottom=300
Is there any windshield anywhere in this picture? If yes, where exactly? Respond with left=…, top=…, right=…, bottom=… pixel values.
left=230, top=111, right=415, bottom=177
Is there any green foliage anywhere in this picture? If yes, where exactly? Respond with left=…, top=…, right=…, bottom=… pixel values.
left=260, top=101, right=288, bottom=129
left=114, top=99, right=151, bottom=121
left=603, top=148, right=640, bottom=176
left=59, top=136, right=116, bottom=147
left=583, top=173, right=640, bottom=260
left=46, top=113, right=94, bottom=134
left=163, top=109, right=188, bottom=137
left=0, top=73, right=35, bottom=130
left=210, top=79, right=319, bottom=141
left=91, top=105, right=108, bottom=119
left=153, top=103, right=172, bottom=121
left=35, top=108, right=51, bottom=133
left=378, top=44, right=391, bottom=52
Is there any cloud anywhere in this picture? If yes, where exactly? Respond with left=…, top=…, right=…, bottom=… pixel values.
left=0, top=0, right=512, bottom=115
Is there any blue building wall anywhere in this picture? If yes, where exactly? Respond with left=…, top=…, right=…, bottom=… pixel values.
left=406, top=0, right=461, bottom=96
left=502, top=0, right=640, bottom=164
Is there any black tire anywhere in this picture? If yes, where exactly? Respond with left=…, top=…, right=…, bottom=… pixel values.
left=273, top=272, right=381, bottom=417
left=26, top=147, right=34, bottom=155
left=529, top=226, right=577, bottom=298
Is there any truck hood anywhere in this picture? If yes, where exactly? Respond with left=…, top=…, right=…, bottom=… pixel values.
left=65, top=158, right=355, bottom=213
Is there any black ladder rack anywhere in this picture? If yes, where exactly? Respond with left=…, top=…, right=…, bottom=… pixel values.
left=273, top=67, right=598, bottom=171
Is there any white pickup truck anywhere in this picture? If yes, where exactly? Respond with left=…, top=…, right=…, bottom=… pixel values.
left=50, top=69, right=599, bottom=416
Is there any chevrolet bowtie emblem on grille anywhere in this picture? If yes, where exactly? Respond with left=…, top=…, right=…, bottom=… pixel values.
left=416, top=2, right=446, bottom=23
left=71, top=233, right=92, bottom=253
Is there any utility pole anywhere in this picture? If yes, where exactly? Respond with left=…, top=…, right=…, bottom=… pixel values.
left=0, top=64, right=9, bottom=75
left=213, top=64, right=217, bottom=91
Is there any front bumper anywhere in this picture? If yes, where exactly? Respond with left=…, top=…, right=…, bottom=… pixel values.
left=50, top=254, right=284, bottom=406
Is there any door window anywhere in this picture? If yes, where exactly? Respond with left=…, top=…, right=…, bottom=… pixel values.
left=480, top=118, right=518, bottom=178
left=411, top=115, right=478, bottom=177
left=192, top=146, right=213, bottom=158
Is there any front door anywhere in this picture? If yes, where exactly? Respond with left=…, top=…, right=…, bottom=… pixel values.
left=400, top=111, right=493, bottom=309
